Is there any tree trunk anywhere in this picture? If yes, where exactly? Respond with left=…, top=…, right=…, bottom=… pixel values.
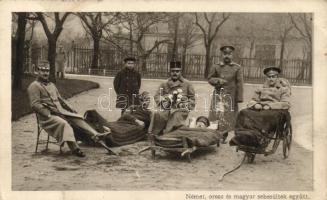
left=12, top=13, right=27, bottom=90
left=129, top=23, right=133, bottom=55
left=279, top=39, right=285, bottom=71
left=204, top=45, right=211, bottom=78
left=48, top=39, right=57, bottom=83
left=92, top=37, right=100, bottom=69
left=181, top=47, right=187, bottom=75
left=171, top=17, right=179, bottom=61
left=141, top=55, right=147, bottom=74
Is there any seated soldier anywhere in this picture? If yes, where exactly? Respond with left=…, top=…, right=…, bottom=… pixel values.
left=152, top=61, right=196, bottom=135
left=230, top=66, right=291, bottom=148
left=247, top=66, right=291, bottom=110
left=27, top=62, right=115, bottom=157
left=83, top=91, right=152, bottom=146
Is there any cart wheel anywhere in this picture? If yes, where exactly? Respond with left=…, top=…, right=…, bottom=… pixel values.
left=151, top=149, right=156, bottom=159
left=246, top=153, right=255, bottom=163
left=283, top=124, right=292, bottom=159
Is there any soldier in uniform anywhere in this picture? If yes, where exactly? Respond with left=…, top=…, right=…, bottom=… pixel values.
left=114, top=57, right=141, bottom=115
left=152, top=61, right=196, bottom=135
left=208, top=45, right=244, bottom=142
left=27, top=62, right=116, bottom=157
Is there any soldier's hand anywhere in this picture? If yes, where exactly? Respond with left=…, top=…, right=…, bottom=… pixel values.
left=254, top=103, right=263, bottom=110
left=135, top=119, right=145, bottom=127
left=263, top=105, right=271, bottom=110
left=219, top=78, right=227, bottom=85
left=160, top=100, right=171, bottom=110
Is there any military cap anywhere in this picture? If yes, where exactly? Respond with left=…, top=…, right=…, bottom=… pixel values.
left=196, top=116, right=210, bottom=127
left=220, top=45, right=235, bottom=53
left=263, top=66, right=281, bottom=76
left=124, top=57, right=136, bottom=62
left=170, top=61, right=182, bottom=70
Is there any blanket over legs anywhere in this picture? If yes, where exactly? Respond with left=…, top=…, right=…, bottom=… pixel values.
left=229, top=109, right=291, bottom=149
left=154, top=126, right=221, bottom=148
left=82, top=109, right=151, bottom=146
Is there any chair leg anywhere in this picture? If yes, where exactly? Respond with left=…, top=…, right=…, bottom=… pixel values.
left=45, top=133, right=50, bottom=151
left=35, top=126, right=41, bottom=153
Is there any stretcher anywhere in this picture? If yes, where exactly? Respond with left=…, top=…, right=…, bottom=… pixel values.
left=138, top=111, right=220, bottom=162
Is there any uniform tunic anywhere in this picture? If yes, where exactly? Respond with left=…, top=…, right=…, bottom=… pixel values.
left=152, top=77, right=196, bottom=135
left=208, top=62, right=244, bottom=132
left=247, top=78, right=291, bottom=110
left=114, top=68, right=141, bottom=109
left=27, top=80, right=81, bottom=145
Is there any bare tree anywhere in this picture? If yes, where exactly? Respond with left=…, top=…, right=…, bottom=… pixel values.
left=78, top=12, right=118, bottom=69
left=266, top=15, right=294, bottom=70
left=179, top=14, right=200, bottom=73
left=36, top=12, right=71, bottom=82
left=289, top=13, right=312, bottom=81
left=12, top=12, right=28, bottom=90
left=167, top=13, right=182, bottom=61
left=104, top=12, right=171, bottom=72
left=194, top=13, right=231, bottom=78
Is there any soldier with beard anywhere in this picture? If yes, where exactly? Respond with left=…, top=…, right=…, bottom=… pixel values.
left=208, top=45, right=244, bottom=143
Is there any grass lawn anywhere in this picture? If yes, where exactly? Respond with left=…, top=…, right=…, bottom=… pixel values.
left=11, top=75, right=100, bottom=121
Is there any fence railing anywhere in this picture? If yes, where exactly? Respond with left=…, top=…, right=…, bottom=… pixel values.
left=25, top=45, right=312, bottom=85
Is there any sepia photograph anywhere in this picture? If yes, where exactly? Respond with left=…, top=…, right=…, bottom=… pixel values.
left=9, top=11, right=315, bottom=191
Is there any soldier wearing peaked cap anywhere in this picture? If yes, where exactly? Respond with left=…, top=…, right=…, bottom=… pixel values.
left=27, top=61, right=117, bottom=157
left=208, top=45, right=244, bottom=141
left=152, top=61, right=196, bottom=135
left=114, top=56, right=141, bottom=115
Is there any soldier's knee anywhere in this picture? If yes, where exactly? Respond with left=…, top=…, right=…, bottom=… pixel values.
left=52, top=116, right=70, bottom=126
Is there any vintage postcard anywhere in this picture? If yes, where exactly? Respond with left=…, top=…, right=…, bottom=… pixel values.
left=0, top=0, right=326, bottom=200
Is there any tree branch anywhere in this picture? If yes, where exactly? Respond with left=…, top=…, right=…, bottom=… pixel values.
left=36, top=13, right=52, bottom=37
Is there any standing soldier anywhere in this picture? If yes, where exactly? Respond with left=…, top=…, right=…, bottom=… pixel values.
left=114, top=57, right=141, bottom=115
left=208, top=45, right=244, bottom=142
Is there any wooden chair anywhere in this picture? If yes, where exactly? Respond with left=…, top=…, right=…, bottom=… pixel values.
left=35, top=113, right=62, bottom=154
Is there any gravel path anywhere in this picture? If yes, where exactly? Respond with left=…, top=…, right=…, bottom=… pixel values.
left=12, top=75, right=313, bottom=190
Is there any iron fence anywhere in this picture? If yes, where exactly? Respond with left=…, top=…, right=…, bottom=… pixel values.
left=25, top=45, right=312, bottom=85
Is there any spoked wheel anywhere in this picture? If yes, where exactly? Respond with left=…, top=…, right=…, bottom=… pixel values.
left=283, top=124, right=292, bottom=159
left=246, top=152, right=256, bottom=163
